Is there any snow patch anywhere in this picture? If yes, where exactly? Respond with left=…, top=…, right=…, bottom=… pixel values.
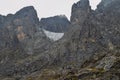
left=43, top=29, right=64, bottom=41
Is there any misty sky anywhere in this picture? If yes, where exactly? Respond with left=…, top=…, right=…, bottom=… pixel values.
left=0, top=0, right=101, bottom=19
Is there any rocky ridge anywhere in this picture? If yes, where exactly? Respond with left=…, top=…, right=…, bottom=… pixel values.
left=0, top=0, right=120, bottom=80
left=40, top=15, right=70, bottom=33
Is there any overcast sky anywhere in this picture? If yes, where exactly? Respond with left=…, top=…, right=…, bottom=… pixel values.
left=0, top=0, right=101, bottom=20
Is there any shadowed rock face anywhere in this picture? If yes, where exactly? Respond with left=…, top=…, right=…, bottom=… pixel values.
left=97, top=0, right=120, bottom=13
left=0, top=14, right=17, bottom=49
left=96, top=0, right=120, bottom=47
left=39, top=15, right=70, bottom=33
left=11, top=6, right=51, bottom=55
left=0, top=6, right=51, bottom=77
left=71, top=0, right=91, bottom=24
left=0, top=6, right=50, bottom=52
left=23, top=0, right=120, bottom=79
left=0, top=0, right=120, bottom=80
left=60, top=0, right=120, bottom=68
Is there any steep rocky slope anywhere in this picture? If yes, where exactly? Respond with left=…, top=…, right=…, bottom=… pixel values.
left=0, top=6, right=51, bottom=78
left=0, top=6, right=51, bottom=53
left=21, top=0, right=120, bottom=79
left=0, top=0, right=120, bottom=80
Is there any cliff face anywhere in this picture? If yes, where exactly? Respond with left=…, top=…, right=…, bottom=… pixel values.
left=40, top=15, right=70, bottom=33
left=0, top=6, right=51, bottom=77
left=30, top=0, right=120, bottom=79
left=97, top=0, right=120, bottom=13
left=0, top=0, right=120, bottom=80
left=0, top=6, right=51, bottom=53
left=70, top=0, right=91, bottom=25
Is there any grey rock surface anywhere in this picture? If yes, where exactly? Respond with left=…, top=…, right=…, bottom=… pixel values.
left=39, top=15, right=70, bottom=32
left=70, top=0, right=91, bottom=24
left=0, top=0, right=120, bottom=79
left=0, top=6, right=51, bottom=77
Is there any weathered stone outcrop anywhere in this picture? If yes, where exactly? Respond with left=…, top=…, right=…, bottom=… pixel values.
left=40, top=15, right=70, bottom=32
left=0, top=6, right=51, bottom=77
left=70, top=0, right=91, bottom=24
left=0, top=6, right=50, bottom=53
left=0, top=0, right=120, bottom=79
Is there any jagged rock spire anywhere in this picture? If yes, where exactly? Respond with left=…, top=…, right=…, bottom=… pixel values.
left=70, top=0, right=91, bottom=24
left=72, top=0, right=90, bottom=10
left=14, top=6, right=39, bottom=24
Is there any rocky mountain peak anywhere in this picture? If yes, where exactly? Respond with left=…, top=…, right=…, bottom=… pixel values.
left=73, top=0, right=90, bottom=9
left=0, top=0, right=120, bottom=80
left=71, top=0, right=91, bottom=24
left=14, top=6, right=39, bottom=24
left=40, top=15, right=70, bottom=32
left=15, top=6, right=36, bottom=17
left=97, top=0, right=120, bottom=13
left=0, top=6, right=50, bottom=54
left=98, top=0, right=115, bottom=8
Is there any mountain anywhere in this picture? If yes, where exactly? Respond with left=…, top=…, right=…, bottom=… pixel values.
left=0, top=0, right=120, bottom=80
left=71, top=0, right=91, bottom=24
left=40, top=15, right=70, bottom=33
left=0, top=6, right=51, bottom=51
left=0, top=6, right=51, bottom=77
left=39, top=15, right=70, bottom=41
